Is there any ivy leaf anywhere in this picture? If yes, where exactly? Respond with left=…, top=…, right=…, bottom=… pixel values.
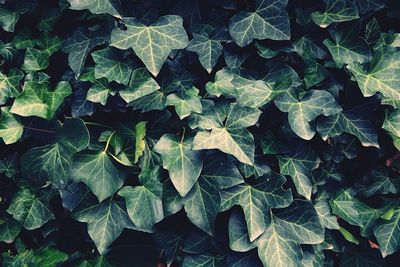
left=340, top=250, right=386, bottom=267
left=228, top=208, right=257, bottom=252
left=186, top=32, right=223, bottom=73
left=200, top=155, right=243, bottom=189
left=311, top=0, right=359, bottom=28
left=274, top=89, right=342, bottom=140
left=166, top=86, right=202, bottom=119
left=0, top=69, right=24, bottom=105
left=67, top=0, right=122, bottom=19
left=118, top=167, right=164, bottom=231
left=221, top=172, right=292, bottom=241
left=119, top=68, right=160, bottom=103
left=347, top=46, right=400, bottom=102
left=134, top=121, right=147, bottom=163
left=0, top=7, right=28, bottom=32
left=183, top=177, right=220, bottom=235
left=193, top=103, right=261, bottom=165
left=228, top=0, right=290, bottom=47
left=0, top=107, right=23, bottom=145
left=71, top=152, right=125, bottom=202
left=111, top=15, right=189, bottom=76
left=256, top=200, right=325, bottom=267
left=0, top=218, right=21, bottom=244
left=278, top=145, right=320, bottom=200
left=354, top=0, right=387, bottom=14
left=315, top=200, right=340, bottom=230
left=63, top=27, right=108, bottom=77
left=10, top=81, right=72, bottom=120
left=317, top=105, right=379, bottom=148
left=72, top=196, right=133, bottom=255
left=182, top=254, right=225, bottom=267
left=21, top=118, right=89, bottom=188
left=91, top=47, right=133, bottom=86
left=6, top=188, right=55, bottom=230
left=323, top=25, right=371, bottom=67
left=154, top=133, right=202, bottom=197
left=330, top=190, right=382, bottom=236
left=373, top=208, right=400, bottom=257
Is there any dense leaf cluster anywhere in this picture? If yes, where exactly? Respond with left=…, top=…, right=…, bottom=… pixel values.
left=0, top=0, right=400, bottom=266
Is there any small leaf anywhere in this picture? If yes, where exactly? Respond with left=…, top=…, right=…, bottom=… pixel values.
left=0, top=107, right=23, bottom=145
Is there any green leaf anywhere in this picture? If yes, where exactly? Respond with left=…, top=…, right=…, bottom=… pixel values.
left=73, top=196, right=133, bottom=255
left=186, top=32, right=223, bottom=73
left=323, top=25, right=371, bottom=67
left=0, top=69, right=24, bottom=105
left=354, top=0, right=387, bottom=14
left=311, top=0, right=359, bottom=28
left=347, top=46, right=400, bottom=102
left=67, top=0, right=122, bottom=18
left=33, top=247, right=68, bottom=267
left=182, top=254, right=225, bottom=267
left=166, top=86, right=202, bottom=119
left=0, top=107, right=23, bottom=145
left=154, top=133, right=202, bottom=197
left=228, top=208, right=257, bottom=252
left=228, top=0, right=290, bottom=47
left=373, top=208, right=400, bottom=257
left=315, top=200, right=340, bottom=230
left=193, top=103, right=261, bottom=165
left=0, top=7, right=27, bottom=32
left=21, top=118, right=89, bottom=188
left=183, top=177, right=220, bottom=235
left=134, top=121, right=147, bottom=163
left=63, top=27, right=108, bottom=77
left=71, top=152, right=125, bottom=202
left=7, top=188, right=55, bottom=230
left=118, top=167, right=164, bottom=231
left=274, top=89, right=342, bottom=140
left=383, top=108, right=400, bottom=148
left=330, top=190, right=382, bottom=236
left=221, top=172, right=292, bottom=241
left=200, top=155, right=243, bottom=189
left=256, top=200, right=325, bottom=267
left=111, top=15, right=189, bottom=76
left=91, top=47, right=133, bottom=86
left=0, top=218, right=21, bottom=244
left=317, top=105, right=379, bottom=148
left=10, top=81, right=72, bottom=120
left=278, top=145, right=320, bottom=199
left=340, top=250, right=386, bottom=267
left=119, top=68, right=160, bottom=103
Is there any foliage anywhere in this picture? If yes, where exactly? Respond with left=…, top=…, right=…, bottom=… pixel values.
left=0, top=0, right=400, bottom=266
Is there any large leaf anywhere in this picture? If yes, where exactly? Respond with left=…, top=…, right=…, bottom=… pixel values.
left=119, top=68, right=160, bottom=103
left=71, top=152, right=125, bottom=202
left=278, top=145, right=320, bottom=199
left=91, top=47, right=133, bottom=86
left=6, top=188, right=55, bottom=230
left=311, top=0, right=359, bottom=28
left=373, top=208, right=400, bottom=257
left=228, top=0, right=290, bottom=47
left=10, top=81, right=71, bottom=120
left=192, top=103, right=261, bottom=165
left=0, top=69, right=24, bottom=105
left=221, top=172, right=292, bottom=241
left=154, top=133, right=202, bottom=197
left=72, top=196, right=133, bottom=255
left=183, top=177, right=220, bottom=235
left=67, top=0, right=122, bottom=18
left=0, top=107, right=23, bottom=145
left=111, top=15, right=189, bottom=76
left=347, top=46, right=400, bottom=102
left=317, top=105, right=379, bottom=148
left=63, top=27, right=108, bottom=77
left=274, top=89, right=342, bottom=140
left=118, top=167, right=164, bottom=231
left=256, top=200, right=325, bottom=267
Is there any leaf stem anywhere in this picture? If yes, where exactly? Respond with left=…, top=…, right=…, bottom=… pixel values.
left=103, top=131, right=116, bottom=153
left=180, top=127, right=186, bottom=143
left=64, top=116, right=112, bottom=129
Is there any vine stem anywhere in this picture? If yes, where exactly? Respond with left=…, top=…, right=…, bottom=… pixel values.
left=180, top=127, right=186, bottom=143
left=24, top=126, right=56, bottom=134
left=64, top=116, right=112, bottom=129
